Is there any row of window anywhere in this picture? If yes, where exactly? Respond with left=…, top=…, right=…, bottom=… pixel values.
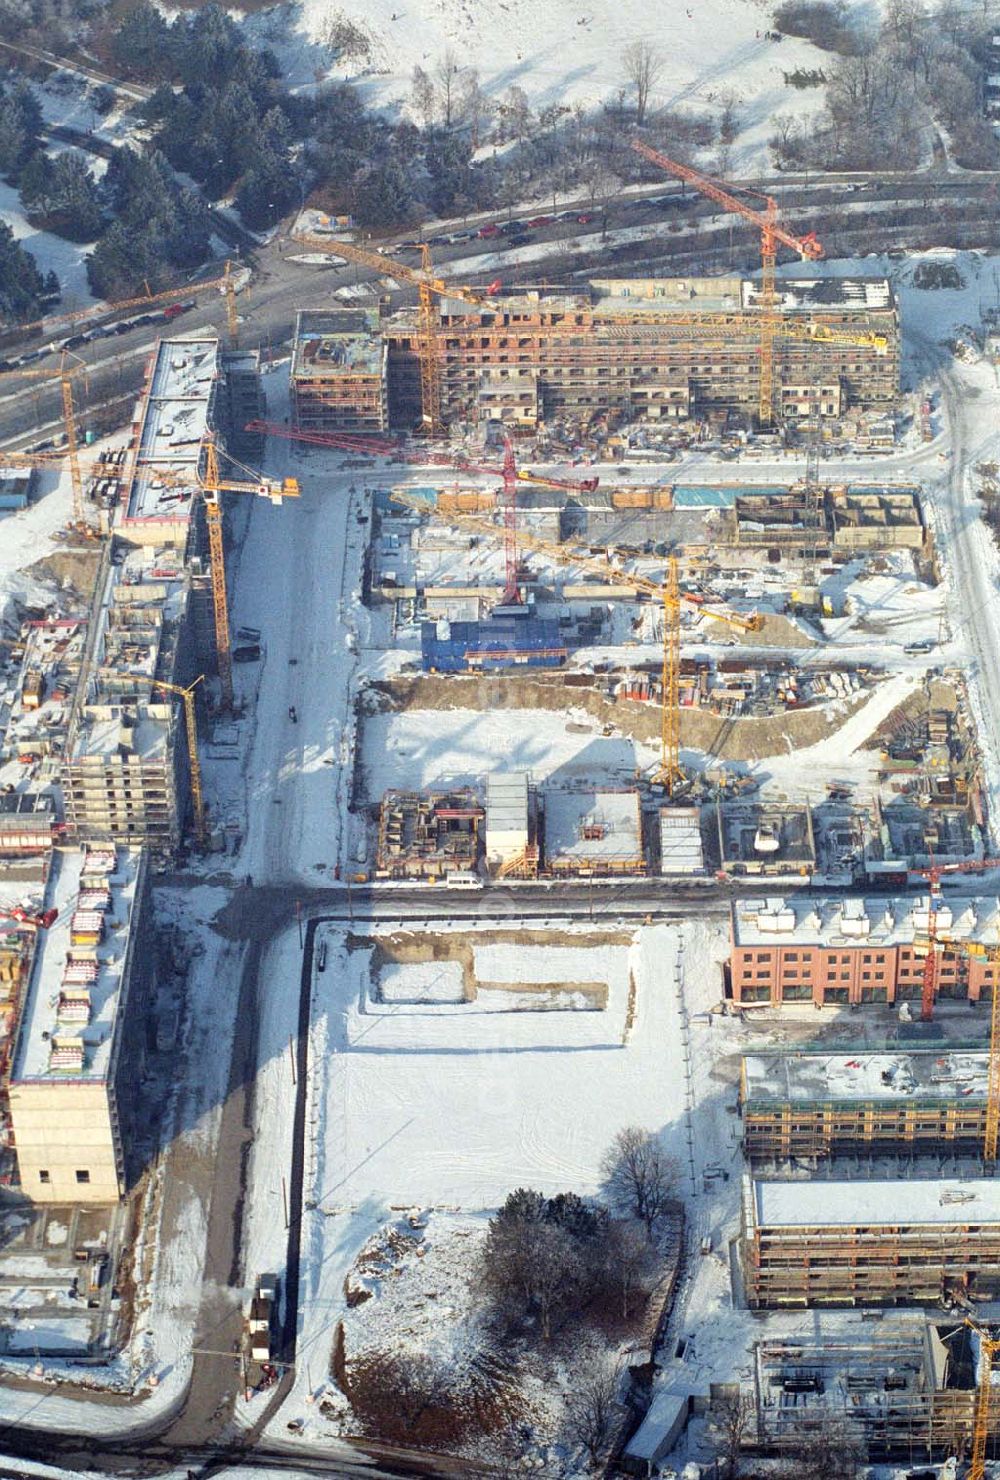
left=38, top=1169, right=89, bottom=1185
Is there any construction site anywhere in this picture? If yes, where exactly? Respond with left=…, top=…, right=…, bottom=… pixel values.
left=6, top=128, right=1000, bottom=1477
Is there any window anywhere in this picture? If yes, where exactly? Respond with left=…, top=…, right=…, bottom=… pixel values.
left=39, top=1169, right=50, bottom=1185
left=75, top=1169, right=90, bottom=1185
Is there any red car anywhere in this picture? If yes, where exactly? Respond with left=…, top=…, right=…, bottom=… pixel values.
left=576, top=213, right=593, bottom=224
left=478, top=222, right=500, bottom=238
left=163, top=302, right=192, bottom=320
left=526, top=215, right=552, bottom=227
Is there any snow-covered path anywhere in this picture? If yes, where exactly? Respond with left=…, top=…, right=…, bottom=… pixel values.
left=921, top=340, right=1000, bottom=836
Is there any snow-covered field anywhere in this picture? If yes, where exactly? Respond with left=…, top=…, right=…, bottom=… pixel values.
left=244, top=0, right=827, bottom=172
left=359, top=705, right=657, bottom=797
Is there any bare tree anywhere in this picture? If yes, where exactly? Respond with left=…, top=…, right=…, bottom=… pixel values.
left=799, top=1420, right=863, bottom=1480
left=710, top=1387, right=755, bottom=1479
left=604, top=1218, right=654, bottom=1321
left=601, top=1127, right=676, bottom=1235
left=533, top=1222, right=582, bottom=1340
left=622, top=41, right=663, bottom=125
left=410, top=64, right=436, bottom=127
left=436, top=49, right=463, bottom=129
left=565, top=1356, right=625, bottom=1466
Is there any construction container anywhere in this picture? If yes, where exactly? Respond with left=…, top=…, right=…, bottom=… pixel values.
left=421, top=614, right=567, bottom=673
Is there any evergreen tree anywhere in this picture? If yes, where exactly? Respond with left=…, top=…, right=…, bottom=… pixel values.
left=0, top=219, right=45, bottom=323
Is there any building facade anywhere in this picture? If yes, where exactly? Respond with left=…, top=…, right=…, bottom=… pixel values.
left=729, top=894, right=1000, bottom=1008
left=7, top=845, right=153, bottom=1203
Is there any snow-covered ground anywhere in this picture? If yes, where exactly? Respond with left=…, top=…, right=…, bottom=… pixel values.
left=240, top=0, right=828, bottom=170
left=0, top=173, right=97, bottom=313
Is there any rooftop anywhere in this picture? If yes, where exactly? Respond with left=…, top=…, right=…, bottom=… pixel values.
left=11, top=845, right=142, bottom=1084
left=751, top=1175, right=1000, bottom=1228
left=292, top=309, right=384, bottom=379
left=731, top=892, right=1000, bottom=948
left=545, top=788, right=642, bottom=863
left=742, top=1049, right=989, bottom=1107
left=124, top=337, right=218, bottom=524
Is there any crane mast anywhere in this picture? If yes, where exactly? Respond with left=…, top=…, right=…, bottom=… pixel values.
left=630, top=138, right=824, bottom=424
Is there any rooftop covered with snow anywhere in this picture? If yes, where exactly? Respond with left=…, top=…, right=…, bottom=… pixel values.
left=731, top=892, right=1000, bottom=948
left=123, top=337, right=218, bottom=525
left=742, top=1049, right=989, bottom=1106
left=750, top=1175, right=1000, bottom=1229
left=10, top=844, right=143, bottom=1084
left=544, top=787, right=643, bottom=869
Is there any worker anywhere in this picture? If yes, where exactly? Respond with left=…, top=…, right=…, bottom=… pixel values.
left=288, top=705, right=298, bottom=723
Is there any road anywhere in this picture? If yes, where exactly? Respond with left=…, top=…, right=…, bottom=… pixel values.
left=4, top=167, right=1000, bottom=449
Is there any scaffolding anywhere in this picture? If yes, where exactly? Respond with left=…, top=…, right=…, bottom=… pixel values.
left=375, top=789, right=483, bottom=880
left=743, top=1174, right=1000, bottom=1310
left=739, top=1048, right=990, bottom=1163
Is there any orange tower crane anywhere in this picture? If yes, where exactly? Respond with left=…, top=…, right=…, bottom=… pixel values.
left=148, top=436, right=300, bottom=711
left=6, top=261, right=243, bottom=346
left=966, top=1318, right=1000, bottom=1479
left=0, top=351, right=88, bottom=522
left=911, top=858, right=1000, bottom=1021
left=630, top=138, right=825, bottom=424
left=291, top=232, right=501, bottom=433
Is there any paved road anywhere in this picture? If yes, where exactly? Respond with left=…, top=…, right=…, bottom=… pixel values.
left=4, top=169, right=1000, bottom=448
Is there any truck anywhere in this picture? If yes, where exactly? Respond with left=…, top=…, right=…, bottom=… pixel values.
left=247, top=1272, right=279, bottom=1363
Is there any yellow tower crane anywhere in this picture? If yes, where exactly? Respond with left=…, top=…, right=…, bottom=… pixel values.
left=291, top=232, right=500, bottom=434
left=7, top=260, right=243, bottom=345
left=93, top=665, right=207, bottom=848
left=0, top=351, right=88, bottom=522
left=147, top=436, right=300, bottom=711
left=389, top=485, right=759, bottom=791
left=967, top=1318, right=1000, bottom=1480
left=630, top=139, right=836, bottom=425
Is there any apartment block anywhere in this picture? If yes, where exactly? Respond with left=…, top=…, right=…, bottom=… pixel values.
left=62, top=547, right=199, bottom=852
left=291, top=309, right=388, bottom=433
left=381, top=276, right=899, bottom=431
left=742, top=1174, right=1000, bottom=1308
left=7, top=845, right=153, bottom=1203
left=729, top=894, right=1000, bottom=1008
left=740, top=1048, right=990, bottom=1161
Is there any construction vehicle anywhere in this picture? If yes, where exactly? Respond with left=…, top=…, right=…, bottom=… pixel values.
left=0, top=902, right=58, bottom=930
left=291, top=233, right=500, bottom=433
left=92, top=666, right=207, bottom=848
left=628, top=141, right=889, bottom=426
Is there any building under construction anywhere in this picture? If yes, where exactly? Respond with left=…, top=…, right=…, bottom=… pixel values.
left=291, top=309, right=387, bottom=434
left=375, top=789, right=483, bottom=880
left=740, top=1048, right=990, bottom=1162
left=753, top=1317, right=1000, bottom=1460
left=742, top=1174, right=1000, bottom=1309
left=292, top=277, right=899, bottom=435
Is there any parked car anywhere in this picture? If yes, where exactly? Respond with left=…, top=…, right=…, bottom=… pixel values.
left=62, top=333, right=87, bottom=350
left=576, top=213, right=593, bottom=224
left=163, top=301, right=192, bottom=319
left=526, top=215, right=552, bottom=227
left=478, top=222, right=500, bottom=238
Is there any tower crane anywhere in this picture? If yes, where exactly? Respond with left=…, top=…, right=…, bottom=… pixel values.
left=966, top=1318, right=1000, bottom=1479
left=911, top=858, right=1000, bottom=1022
left=92, top=666, right=207, bottom=848
left=630, top=139, right=826, bottom=425
left=242, top=419, right=601, bottom=495
left=389, top=483, right=759, bottom=791
left=137, top=437, right=300, bottom=711
left=291, top=232, right=501, bottom=433
left=0, top=351, right=88, bottom=522
left=6, top=260, right=244, bottom=347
